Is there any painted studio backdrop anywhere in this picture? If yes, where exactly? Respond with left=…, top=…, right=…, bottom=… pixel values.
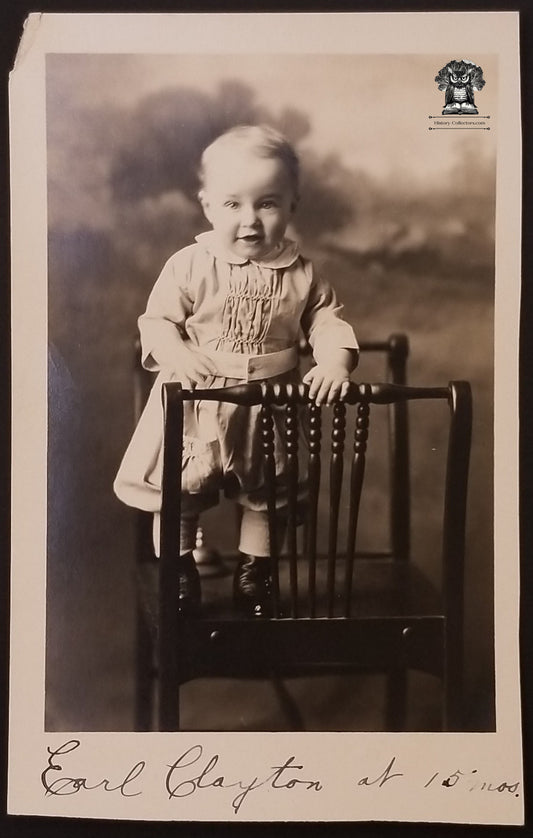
left=46, top=53, right=496, bottom=731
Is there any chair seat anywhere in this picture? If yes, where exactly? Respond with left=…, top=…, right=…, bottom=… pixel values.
left=137, top=556, right=444, bottom=684
left=137, top=555, right=441, bottom=627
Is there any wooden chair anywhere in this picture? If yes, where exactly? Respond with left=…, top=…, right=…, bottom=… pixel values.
left=133, top=336, right=410, bottom=726
left=134, top=344, right=472, bottom=733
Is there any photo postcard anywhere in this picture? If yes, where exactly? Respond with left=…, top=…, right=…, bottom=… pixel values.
left=8, top=10, right=524, bottom=824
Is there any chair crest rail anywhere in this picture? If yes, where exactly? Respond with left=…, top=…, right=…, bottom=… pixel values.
left=162, top=380, right=453, bottom=406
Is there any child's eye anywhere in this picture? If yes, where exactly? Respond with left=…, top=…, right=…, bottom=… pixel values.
left=260, top=200, right=277, bottom=209
left=224, top=201, right=239, bottom=209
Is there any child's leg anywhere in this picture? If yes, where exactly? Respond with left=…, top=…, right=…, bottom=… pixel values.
left=238, top=508, right=270, bottom=557
left=152, top=511, right=201, bottom=615
left=238, top=508, right=288, bottom=556
left=234, top=508, right=287, bottom=617
left=152, top=511, right=200, bottom=557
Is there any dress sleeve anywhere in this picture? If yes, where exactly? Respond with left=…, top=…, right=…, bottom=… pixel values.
left=300, top=262, right=359, bottom=362
left=138, top=246, right=196, bottom=371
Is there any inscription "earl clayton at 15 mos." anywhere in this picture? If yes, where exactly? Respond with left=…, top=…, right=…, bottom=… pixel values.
left=40, top=740, right=521, bottom=815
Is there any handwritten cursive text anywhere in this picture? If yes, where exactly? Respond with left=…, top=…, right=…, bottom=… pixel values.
left=41, top=739, right=145, bottom=797
left=165, top=744, right=323, bottom=813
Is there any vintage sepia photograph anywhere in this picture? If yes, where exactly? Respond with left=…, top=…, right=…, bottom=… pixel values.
left=45, top=50, right=496, bottom=734
left=8, top=11, right=523, bottom=824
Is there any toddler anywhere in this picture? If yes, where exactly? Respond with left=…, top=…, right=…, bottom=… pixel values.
left=114, top=124, right=358, bottom=617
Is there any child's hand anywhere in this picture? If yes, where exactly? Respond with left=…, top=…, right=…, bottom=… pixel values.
left=302, top=364, right=351, bottom=406
left=171, top=344, right=218, bottom=388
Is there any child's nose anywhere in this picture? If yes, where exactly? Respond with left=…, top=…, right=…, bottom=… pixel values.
left=240, top=205, right=260, bottom=227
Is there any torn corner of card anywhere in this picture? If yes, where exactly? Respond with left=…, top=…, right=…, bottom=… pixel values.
left=10, top=12, right=43, bottom=76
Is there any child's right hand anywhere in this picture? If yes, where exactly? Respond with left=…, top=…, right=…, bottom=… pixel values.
left=170, top=344, right=218, bottom=388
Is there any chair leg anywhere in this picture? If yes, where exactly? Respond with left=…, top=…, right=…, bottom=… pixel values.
left=443, top=670, right=463, bottom=731
left=135, top=605, right=154, bottom=731
left=443, top=618, right=464, bottom=731
left=157, top=658, right=181, bottom=731
left=271, top=677, right=306, bottom=731
left=385, top=669, right=408, bottom=731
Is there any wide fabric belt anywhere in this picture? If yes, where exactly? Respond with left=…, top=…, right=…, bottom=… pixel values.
left=201, top=346, right=298, bottom=381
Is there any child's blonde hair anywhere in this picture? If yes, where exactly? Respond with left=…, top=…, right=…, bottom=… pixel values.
left=199, top=124, right=300, bottom=195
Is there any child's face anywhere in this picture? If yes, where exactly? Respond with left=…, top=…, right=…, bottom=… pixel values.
left=199, top=150, right=296, bottom=261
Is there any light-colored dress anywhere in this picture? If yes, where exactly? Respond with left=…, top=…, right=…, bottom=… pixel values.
left=114, top=232, right=358, bottom=514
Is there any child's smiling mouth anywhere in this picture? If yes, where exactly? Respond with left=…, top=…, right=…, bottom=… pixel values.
left=238, top=234, right=263, bottom=244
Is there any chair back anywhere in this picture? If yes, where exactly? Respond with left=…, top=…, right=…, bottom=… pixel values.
left=159, top=379, right=472, bottom=623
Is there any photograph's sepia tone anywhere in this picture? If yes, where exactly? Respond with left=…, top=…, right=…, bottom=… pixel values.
left=46, top=51, right=495, bottom=733
left=8, top=11, right=523, bottom=825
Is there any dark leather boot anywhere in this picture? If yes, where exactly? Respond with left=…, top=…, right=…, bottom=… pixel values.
left=177, top=552, right=201, bottom=616
left=233, top=554, right=273, bottom=618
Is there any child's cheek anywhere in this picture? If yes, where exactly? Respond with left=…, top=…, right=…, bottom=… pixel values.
left=272, top=216, right=288, bottom=241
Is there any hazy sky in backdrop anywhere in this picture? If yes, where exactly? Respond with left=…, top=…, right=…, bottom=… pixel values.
left=48, top=52, right=497, bottom=183
left=46, top=52, right=497, bottom=273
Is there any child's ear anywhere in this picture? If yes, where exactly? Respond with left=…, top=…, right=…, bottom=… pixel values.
left=198, top=189, right=212, bottom=222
